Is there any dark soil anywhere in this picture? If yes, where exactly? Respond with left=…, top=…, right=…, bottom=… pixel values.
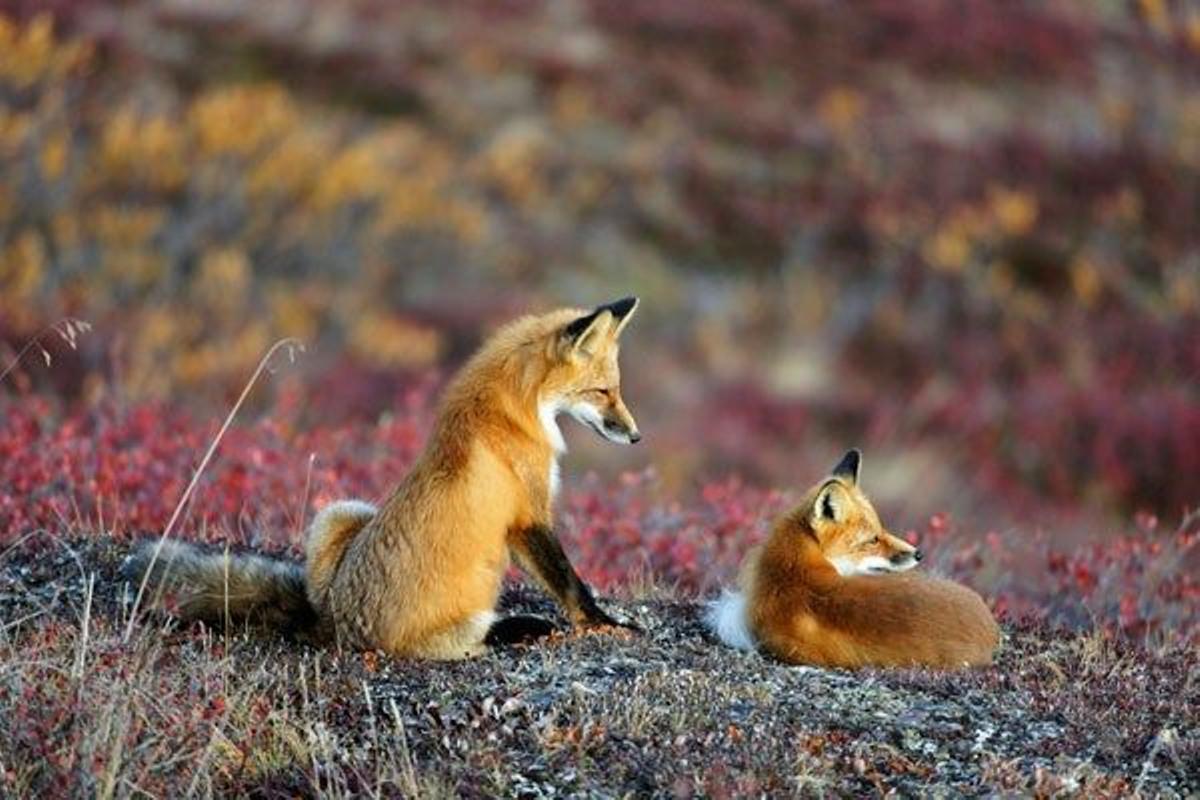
left=1, top=535, right=1196, bottom=798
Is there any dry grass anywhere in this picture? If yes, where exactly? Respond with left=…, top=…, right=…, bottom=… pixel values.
left=1, top=535, right=1195, bottom=798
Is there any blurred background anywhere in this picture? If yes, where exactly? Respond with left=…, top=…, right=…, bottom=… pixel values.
left=0, top=2, right=1197, bottom=630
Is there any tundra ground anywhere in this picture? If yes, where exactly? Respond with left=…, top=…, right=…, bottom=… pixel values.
left=1, top=536, right=1194, bottom=798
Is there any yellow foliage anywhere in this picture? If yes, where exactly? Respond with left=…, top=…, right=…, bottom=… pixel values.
left=312, top=134, right=393, bottom=210
left=0, top=16, right=504, bottom=399
left=100, top=249, right=167, bottom=290
left=1137, top=0, right=1171, bottom=36
left=267, top=283, right=323, bottom=340
left=87, top=206, right=165, bottom=248
left=0, top=231, right=46, bottom=300
left=195, top=248, right=251, bottom=318
left=138, top=307, right=186, bottom=350
left=188, top=84, right=297, bottom=157
left=446, top=203, right=489, bottom=244
left=1069, top=258, right=1102, bottom=307
left=50, top=211, right=82, bottom=252
left=923, top=225, right=972, bottom=273
left=84, top=203, right=169, bottom=293
left=173, top=323, right=268, bottom=386
left=98, top=109, right=188, bottom=191
left=1188, top=12, right=1200, bottom=53
left=554, top=84, right=594, bottom=128
left=348, top=313, right=443, bottom=369
left=247, top=128, right=331, bottom=199
left=0, top=108, right=33, bottom=156
left=1167, top=270, right=1198, bottom=313
left=366, top=128, right=488, bottom=239
left=988, top=187, right=1038, bottom=236
left=39, top=130, right=69, bottom=179
left=475, top=119, right=549, bottom=206
left=0, top=14, right=90, bottom=89
left=818, top=87, right=865, bottom=137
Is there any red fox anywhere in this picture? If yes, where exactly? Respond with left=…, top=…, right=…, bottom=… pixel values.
left=125, top=298, right=643, bottom=659
left=705, top=449, right=999, bottom=669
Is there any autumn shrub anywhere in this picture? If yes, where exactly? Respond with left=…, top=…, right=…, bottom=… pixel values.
left=0, top=398, right=1194, bottom=644
left=0, top=15, right=488, bottom=402
left=0, top=5, right=1196, bottom=530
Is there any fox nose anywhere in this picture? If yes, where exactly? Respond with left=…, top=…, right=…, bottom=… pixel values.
left=913, top=548, right=923, bottom=562
left=629, top=431, right=642, bottom=443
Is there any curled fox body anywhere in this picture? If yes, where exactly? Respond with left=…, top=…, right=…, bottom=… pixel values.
left=126, top=298, right=643, bottom=659
left=706, top=450, right=999, bottom=669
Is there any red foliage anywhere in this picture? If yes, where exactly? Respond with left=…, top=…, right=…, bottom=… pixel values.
left=1, top=396, right=1194, bottom=644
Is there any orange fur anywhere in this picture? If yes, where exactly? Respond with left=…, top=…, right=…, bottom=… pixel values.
left=125, top=299, right=642, bottom=659
left=321, top=302, right=641, bottom=657
left=712, top=450, right=999, bottom=669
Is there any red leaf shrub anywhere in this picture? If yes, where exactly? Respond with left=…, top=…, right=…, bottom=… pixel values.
left=1, top=396, right=1194, bottom=644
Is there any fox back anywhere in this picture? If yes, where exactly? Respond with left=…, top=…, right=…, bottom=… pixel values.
left=706, top=449, right=999, bottom=669
left=125, top=298, right=643, bottom=660
left=315, top=298, right=643, bottom=657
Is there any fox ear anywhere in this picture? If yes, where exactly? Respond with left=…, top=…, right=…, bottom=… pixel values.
left=563, top=308, right=615, bottom=356
left=563, top=297, right=638, bottom=354
left=829, top=448, right=861, bottom=485
left=606, top=296, right=639, bottom=337
left=812, top=482, right=844, bottom=525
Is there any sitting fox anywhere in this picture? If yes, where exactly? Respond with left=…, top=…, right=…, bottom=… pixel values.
left=125, top=298, right=643, bottom=659
left=705, top=449, right=999, bottom=669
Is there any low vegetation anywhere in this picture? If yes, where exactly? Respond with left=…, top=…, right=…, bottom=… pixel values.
left=1, top=5, right=1196, bottom=795
left=1, top=537, right=1195, bottom=797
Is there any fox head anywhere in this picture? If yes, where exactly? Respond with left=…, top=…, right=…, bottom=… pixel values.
left=539, top=296, right=641, bottom=447
left=788, top=449, right=921, bottom=576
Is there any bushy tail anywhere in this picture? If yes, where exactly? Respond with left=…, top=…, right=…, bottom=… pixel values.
left=304, top=499, right=377, bottom=609
left=122, top=539, right=317, bottom=633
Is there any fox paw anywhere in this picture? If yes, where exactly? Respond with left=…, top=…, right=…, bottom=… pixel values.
left=485, top=615, right=558, bottom=647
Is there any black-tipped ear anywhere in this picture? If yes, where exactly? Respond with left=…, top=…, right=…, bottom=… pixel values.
left=603, top=296, right=638, bottom=322
left=563, top=309, right=614, bottom=358
left=564, top=297, right=639, bottom=348
left=608, top=296, right=639, bottom=336
left=565, top=308, right=603, bottom=340
left=565, top=296, right=638, bottom=336
left=830, top=448, right=861, bottom=485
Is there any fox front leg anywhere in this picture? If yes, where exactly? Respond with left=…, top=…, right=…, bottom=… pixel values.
left=509, top=525, right=637, bottom=631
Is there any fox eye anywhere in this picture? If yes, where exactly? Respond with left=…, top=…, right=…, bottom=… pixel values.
left=589, top=387, right=612, bottom=397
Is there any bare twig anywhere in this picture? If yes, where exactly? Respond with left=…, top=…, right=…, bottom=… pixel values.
left=122, top=338, right=305, bottom=642
left=0, top=317, right=91, bottom=387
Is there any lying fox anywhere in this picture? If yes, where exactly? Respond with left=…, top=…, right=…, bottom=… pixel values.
left=705, top=449, right=999, bottom=669
left=125, top=298, right=643, bottom=659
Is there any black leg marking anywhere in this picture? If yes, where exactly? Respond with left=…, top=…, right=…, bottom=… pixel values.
left=484, top=615, right=558, bottom=647
left=515, top=526, right=638, bottom=630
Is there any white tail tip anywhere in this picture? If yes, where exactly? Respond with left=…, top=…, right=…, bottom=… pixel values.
left=703, top=589, right=756, bottom=652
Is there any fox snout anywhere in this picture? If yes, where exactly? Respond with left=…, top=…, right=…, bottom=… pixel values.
left=601, top=404, right=641, bottom=444
left=604, top=417, right=641, bottom=443
left=880, top=534, right=921, bottom=571
left=559, top=395, right=641, bottom=445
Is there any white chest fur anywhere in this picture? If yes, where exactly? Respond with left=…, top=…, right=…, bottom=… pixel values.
left=547, top=458, right=561, bottom=501
left=538, top=399, right=567, bottom=454
left=538, top=399, right=566, bottom=502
